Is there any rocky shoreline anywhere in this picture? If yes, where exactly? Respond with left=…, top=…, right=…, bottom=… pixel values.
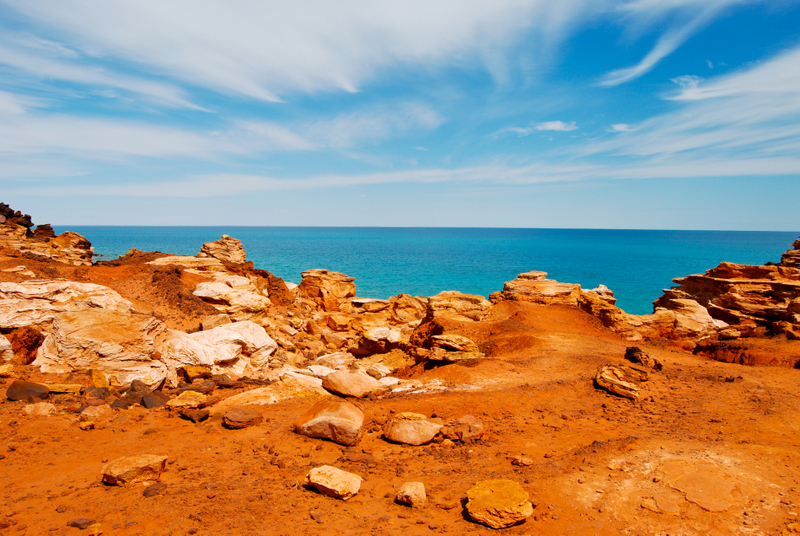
left=1, top=205, right=799, bottom=535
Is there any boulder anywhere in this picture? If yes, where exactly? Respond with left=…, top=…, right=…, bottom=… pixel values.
left=0, top=334, right=12, bottom=361
left=624, top=347, right=663, bottom=370
left=197, top=235, right=247, bottom=264
left=192, top=280, right=271, bottom=320
left=391, top=294, right=427, bottom=324
left=383, top=414, right=442, bottom=445
left=465, top=479, right=533, bottom=529
left=0, top=280, right=133, bottom=331
left=494, top=271, right=582, bottom=305
left=322, top=370, right=382, bottom=398
left=595, top=364, right=649, bottom=400
left=305, top=465, right=362, bottom=500
left=222, top=407, right=263, bottom=429
left=101, top=455, right=168, bottom=486
left=294, top=398, right=365, bottom=446
left=33, top=310, right=168, bottom=388
left=426, top=291, right=491, bottom=322
left=315, top=352, right=355, bottom=369
left=351, top=326, right=403, bottom=356
left=297, top=269, right=356, bottom=312
left=396, top=481, right=426, bottom=508
left=6, top=379, right=50, bottom=401
left=440, top=415, right=485, bottom=442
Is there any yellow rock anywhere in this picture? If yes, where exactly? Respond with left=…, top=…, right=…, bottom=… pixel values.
left=395, top=412, right=427, bottom=420
left=87, top=523, right=103, bottom=535
left=91, top=370, right=109, bottom=388
left=181, top=365, right=212, bottom=382
left=466, top=479, right=533, bottom=529
left=101, top=454, right=167, bottom=486
left=45, top=383, right=83, bottom=394
left=166, top=390, right=208, bottom=409
left=0, top=363, right=13, bottom=378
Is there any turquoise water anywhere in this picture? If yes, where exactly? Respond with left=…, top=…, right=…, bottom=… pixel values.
left=57, top=227, right=798, bottom=316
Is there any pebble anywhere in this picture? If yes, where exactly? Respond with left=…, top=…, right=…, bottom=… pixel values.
left=67, top=518, right=95, bottom=529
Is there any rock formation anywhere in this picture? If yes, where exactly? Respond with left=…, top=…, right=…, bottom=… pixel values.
left=490, top=270, right=582, bottom=305
left=197, top=235, right=247, bottom=264
left=0, top=202, right=93, bottom=265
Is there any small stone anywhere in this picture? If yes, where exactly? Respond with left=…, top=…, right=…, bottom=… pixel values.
left=440, top=415, right=484, bottom=442
left=142, top=482, right=167, bottom=497
left=465, top=479, right=533, bottom=529
left=305, top=465, right=362, bottom=500
left=178, top=408, right=210, bottom=423
left=86, top=523, right=103, bottom=535
left=6, top=379, right=50, bottom=401
left=56, top=505, right=67, bottom=513
left=396, top=482, right=427, bottom=508
left=222, top=407, right=263, bottom=429
left=67, top=518, right=95, bottom=530
left=101, top=454, right=168, bottom=486
left=322, top=370, right=382, bottom=398
left=511, top=456, right=534, bottom=466
left=79, top=405, right=113, bottom=423
left=90, top=370, right=109, bottom=388
left=141, top=392, right=169, bottom=409
left=0, top=363, right=14, bottom=377
left=23, top=402, right=56, bottom=416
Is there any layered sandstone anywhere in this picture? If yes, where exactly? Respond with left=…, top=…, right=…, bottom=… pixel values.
left=0, top=203, right=93, bottom=266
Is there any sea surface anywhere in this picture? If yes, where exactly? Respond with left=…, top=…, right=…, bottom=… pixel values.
left=57, top=227, right=799, bottom=316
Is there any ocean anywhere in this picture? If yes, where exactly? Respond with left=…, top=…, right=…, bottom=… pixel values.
left=57, top=227, right=799, bottom=316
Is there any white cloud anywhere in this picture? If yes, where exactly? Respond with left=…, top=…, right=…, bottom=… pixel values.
left=609, top=123, right=636, bottom=132
left=534, top=120, right=578, bottom=131
left=493, top=120, right=578, bottom=138
left=0, top=90, right=43, bottom=114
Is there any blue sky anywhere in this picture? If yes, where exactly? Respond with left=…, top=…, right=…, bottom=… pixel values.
left=1, top=0, right=799, bottom=230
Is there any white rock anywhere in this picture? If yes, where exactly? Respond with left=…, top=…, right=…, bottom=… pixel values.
left=305, top=465, right=362, bottom=500
left=193, top=281, right=271, bottom=319
left=315, top=352, right=355, bottom=369
left=306, top=365, right=336, bottom=378
left=0, top=334, right=12, bottom=362
left=23, top=402, right=56, bottom=416
left=379, top=377, right=401, bottom=387
left=396, top=481, right=427, bottom=508
left=322, top=370, right=382, bottom=398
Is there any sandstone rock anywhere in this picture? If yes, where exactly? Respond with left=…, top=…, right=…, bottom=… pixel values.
left=79, top=404, right=114, bottom=423
left=0, top=280, right=133, bottom=331
left=365, top=363, right=391, bottom=379
left=166, top=390, right=208, bottom=409
left=0, top=334, right=12, bottom=361
left=426, top=291, right=491, bottom=322
left=222, top=407, right=263, bottom=429
left=179, top=408, right=210, bottom=423
left=294, top=398, right=365, bottom=446
left=192, top=280, right=271, bottom=320
left=90, top=369, right=109, bottom=388
left=306, top=365, right=337, bottom=378
left=624, top=347, right=663, bottom=371
left=441, top=415, right=485, bottom=442
left=322, top=370, right=382, bottom=398
left=201, top=314, right=232, bottom=331
left=391, top=294, right=427, bottom=324
left=45, top=383, right=83, bottom=394
left=315, top=352, right=355, bottom=369
left=33, top=310, right=168, bottom=388
left=595, top=364, right=648, bottom=400
left=305, top=465, right=361, bottom=500
left=23, top=401, right=56, bottom=416
left=585, top=284, right=617, bottom=305
left=326, top=314, right=352, bottom=332
left=781, top=238, right=800, bottom=268
left=101, top=454, right=167, bottom=486
left=67, top=518, right=96, bottom=530
left=141, top=392, right=169, bottom=409
left=396, top=481, right=426, bottom=508
left=197, top=235, right=246, bottom=264
left=298, top=269, right=356, bottom=312
left=384, top=415, right=442, bottom=445
left=6, top=379, right=50, bottom=401
left=0, top=363, right=12, bottom=377
left=428, top=334, right=484, bottom=361
left=496, top=271, right=582, bottom=305
left=351, top=326, right=403, bottom=356
left=0, top=212, right=93, bottom=266
left=352, top=297, right=391, bottom=312
left=465, top=479, right=533, bottom=529
left=147, top=255, right=227, bottom=273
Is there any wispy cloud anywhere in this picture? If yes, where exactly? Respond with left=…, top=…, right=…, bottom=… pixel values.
left=609, top=123, right=636, bottom=132
left=535, top=120, right=578, bottom=131
left=493, top=120, right=578, bottom=138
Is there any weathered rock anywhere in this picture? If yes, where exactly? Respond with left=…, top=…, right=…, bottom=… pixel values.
left=0, top=363, right=12, bottom=377
left=298, top=269, right=356, bottom=312
left=493, top=271, right=582, bottom=305
left=305, top=465, right=362, bottom=500
left=294, top=398, right=365, bottom=446
left=178, top=408, right=210, bottom=423
left=67, top=518, right=96, bottom=530
left=351, top=326, right=403, bottom=356
left=322, top=370, right=382, bottom=398
left=595, top=364, right=648, bottom=400
left=364, top=363, right=391, bottom=379
left=6, top=379, right=50, bottom=401
left=426, top=291, right=491, bottom=322
left=192, top=280, right=271, bottom=320
left=45, top=383, right=83, bottom=394
left=441, top=415, right=485, bottom=442
left=325, top=314, right=352, bottom=332
left=23, top=401, right=56, bottom=416
left=315, top=352, right=355, bottom=369
left=197, top=235, right=246, bottom=264
left=351, top=297, right=391, bottom=312
left=384, top=414, right=442, bottom=445
left=222, top=407, right=263, bottom=429
left=201, top=314, right=232, bottom=331
left=0, top=334, right=12, bottom=361
left=428, top=334, right=484, bottom=361
left=5, top=326, right=45, bottom=364
left=465, top=479, right=533, bottom=529
left=0, top=280, right=133, bottom=331
left=141, top=391, right=169, bottom=409
left=0, top=211, right=93, bottom=265
left=396, top=481, right=427, bottom=508
left=101, top=454, right=167, bottom=486
left=391, top=294, right=427, bottom=324
left=79, top=404, right=114, bottom=423
left=33, top=310, right=168, bottom=388
left=166, top=390, right=208, bottom=409
left=624, top=347, right=663, bottom=370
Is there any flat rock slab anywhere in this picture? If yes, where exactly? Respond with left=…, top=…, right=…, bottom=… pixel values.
left=671, top=471, right=737, bottom=512
left=6, top=379, right=50, bottom=401
left=595, top=364, right=648, bottom=399
left=101, top=454, right=168, bottom=486
left=322, top=370, right=382, bottom=398
left=466, top=479, right=533, bottom=529
left=222, top=407, right=263, bottom=429
left=295, top=398, right=365, bottom=446
left=305, top=465, right=362, bottom=500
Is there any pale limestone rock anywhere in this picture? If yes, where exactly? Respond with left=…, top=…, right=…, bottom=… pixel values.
left=33, top=310, right=168, bottom=388
left=146, top=255, right=226, bottom=273
left=384, top=416, right=442, bottom=445
left=379, top=377, right=401, bottom=387
left=197, top=235, right=246, bottom=264
left=595, top=364, right=648, bottom=400
left=102, top=455, right=167, bottom=486
left=1, top=265, right=35, bottom=277
left=657, top=298, right=720, bottom=341
left=305, top=465, right=362, bottom=500
left=315, top=352, right=355, bottom=369
left=294, top=398, right=365, bottom=446
left=201, top=314, right=232, bottom=331
left=0, top=334, right=12, bottom=361
left=466, top=479, right=533, bottom=529
left=0, top=280, right=133, bottom=331
left=297, top=269, right=356, bottom=312
left=396, top=481, right=426, bottom=508
left=322, top=370, right=382, bottom=398
left=192, top=280, right=271, bottom=320
left=498, top=271, right=582, bottom=305
left=306, top=365, right=336, bottom=378
left=23, top=401, right=56, bottom=416
left=427, top=291, right=491, bottom=322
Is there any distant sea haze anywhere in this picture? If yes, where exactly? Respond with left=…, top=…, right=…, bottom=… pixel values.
left=58, top=227, right=799, bottom=316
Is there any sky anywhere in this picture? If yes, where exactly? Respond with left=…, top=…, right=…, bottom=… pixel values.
left=1, top=0, right=799, bottom=230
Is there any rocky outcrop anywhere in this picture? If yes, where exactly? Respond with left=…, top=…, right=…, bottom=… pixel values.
left=197, top=235, right=246, bottom=264
left=490, top=271, right=582, bottom=305
left=192, top=276, right=271, bottom=320
left=0, top=203, right=93, bottom=266
left=297, top=269, right=356, bottom=312
left=781, top=239, right=800, bottom=268
left=0, top=280, right=134, bottom=331
left=425, top=291, right=491, bottom=322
